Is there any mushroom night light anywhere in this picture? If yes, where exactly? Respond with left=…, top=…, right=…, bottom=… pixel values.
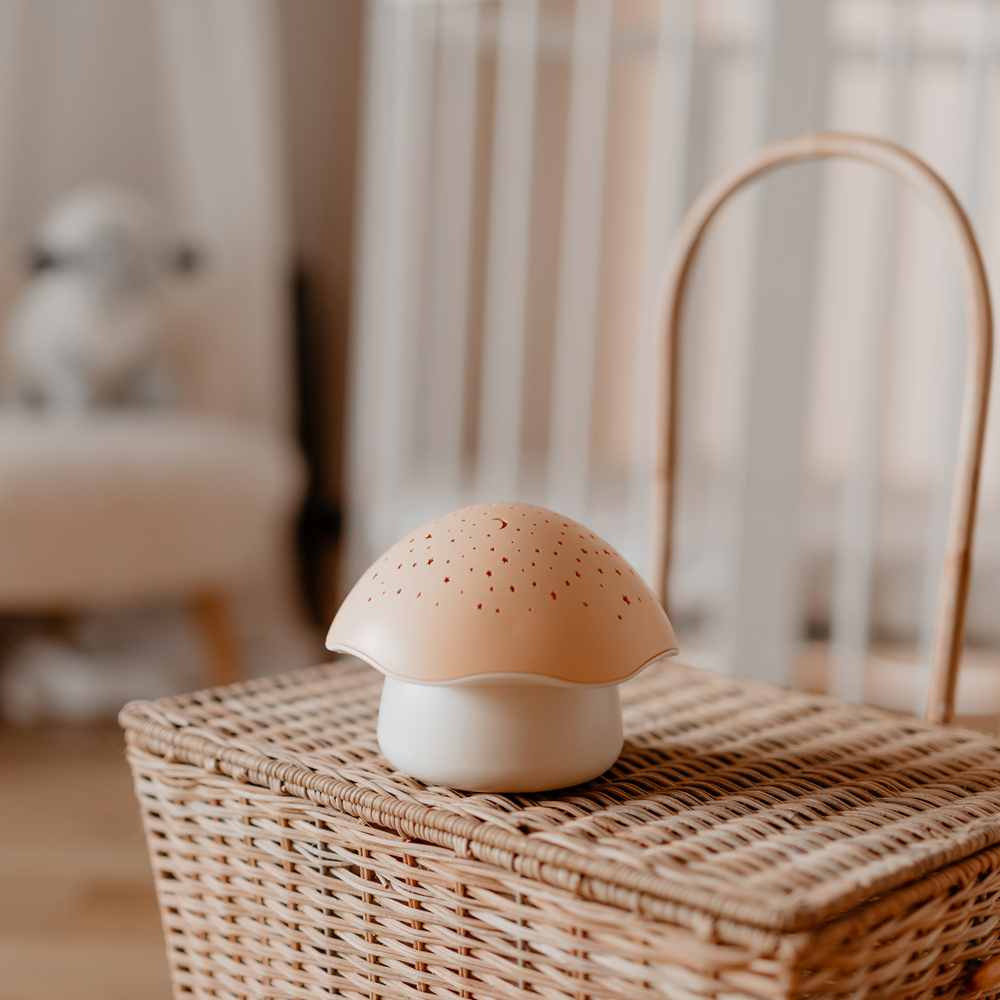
left=326, top=502, right=679, bottom=792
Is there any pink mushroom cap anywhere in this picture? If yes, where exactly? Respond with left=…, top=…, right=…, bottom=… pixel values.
left=326, top=502, right=679, bottom=686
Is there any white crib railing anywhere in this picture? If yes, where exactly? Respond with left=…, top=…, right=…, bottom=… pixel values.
left=345, top=0, right=1000, bottom=694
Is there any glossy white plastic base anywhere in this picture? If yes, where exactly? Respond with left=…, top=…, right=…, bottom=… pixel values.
left=377, top=675, right=623, bottom=792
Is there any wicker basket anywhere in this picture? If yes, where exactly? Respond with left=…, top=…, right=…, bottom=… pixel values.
left=124, top=659, right=1000, bottom=1000
left=122, top=133, right=999, bottom=999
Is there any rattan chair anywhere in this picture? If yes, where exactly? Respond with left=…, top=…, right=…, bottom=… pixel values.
left=651, top=130, right=991, bottom=726
left=121, top=133, right=1000, bottom=1000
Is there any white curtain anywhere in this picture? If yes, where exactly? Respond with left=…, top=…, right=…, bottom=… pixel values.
left=0, top=0, right=293, bottom=430
left=154, top=0, right=294, bottom=428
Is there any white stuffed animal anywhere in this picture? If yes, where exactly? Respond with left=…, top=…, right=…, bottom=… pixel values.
left=1, top=186, right=198, bottom=413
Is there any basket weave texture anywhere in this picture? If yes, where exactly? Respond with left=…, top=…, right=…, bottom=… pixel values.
left=122, top=658, right=1000, bottom=1000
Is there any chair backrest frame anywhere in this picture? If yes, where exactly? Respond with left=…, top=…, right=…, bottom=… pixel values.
left=651, top=131, right=993, bottom=724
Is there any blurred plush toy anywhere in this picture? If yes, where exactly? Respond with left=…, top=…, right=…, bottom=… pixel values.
left=1, top=186, right=199, bottom=413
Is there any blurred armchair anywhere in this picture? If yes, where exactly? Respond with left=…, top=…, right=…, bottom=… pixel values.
left=0, top=414, right=304, bottom=686
left=0, top=186, right=306, bottom=689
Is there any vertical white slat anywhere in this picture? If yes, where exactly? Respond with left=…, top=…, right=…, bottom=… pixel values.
left=374, top=1, right=438, bottom=541
left=915, top=0, right=999, bottom=712
left=371, top=0, right=413, bottom=522
left=419, top=1, right=480, bottom=495
left=341, top=0, right=404, bottom=587
left=628, top=0, right=697, bottom=583
left=723, top=0, right=828, bottom=684
left=546, top=0, right=614, bottom=518
left=394, top=3, right=439, bottom=507
left=476, top=0, right=540, bottom=497
left=829, top=0, right=912, bottom=705
left=373, top=0, right=415, bottom=545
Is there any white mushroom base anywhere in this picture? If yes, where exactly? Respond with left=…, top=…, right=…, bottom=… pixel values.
left=377, top=675, right=624, bottom=792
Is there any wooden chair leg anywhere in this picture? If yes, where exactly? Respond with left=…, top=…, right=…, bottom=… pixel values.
left=193, top=590, right=242, bottom=688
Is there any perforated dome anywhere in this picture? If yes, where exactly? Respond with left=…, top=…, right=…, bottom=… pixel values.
left=326, top=502, right=678, bottom=685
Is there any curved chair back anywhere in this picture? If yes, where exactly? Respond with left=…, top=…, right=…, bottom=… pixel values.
left=651, top=131, right=993, bottom=724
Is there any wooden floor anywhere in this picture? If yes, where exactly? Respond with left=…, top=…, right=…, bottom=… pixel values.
left=0, top=721, right=172, bottom=1000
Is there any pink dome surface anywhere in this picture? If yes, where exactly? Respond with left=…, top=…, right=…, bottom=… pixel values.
left=326, top=502, right=678, bottom=685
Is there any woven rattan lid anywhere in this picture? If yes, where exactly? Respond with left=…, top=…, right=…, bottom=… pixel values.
left=120, top=659, right=1000, bottom=934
